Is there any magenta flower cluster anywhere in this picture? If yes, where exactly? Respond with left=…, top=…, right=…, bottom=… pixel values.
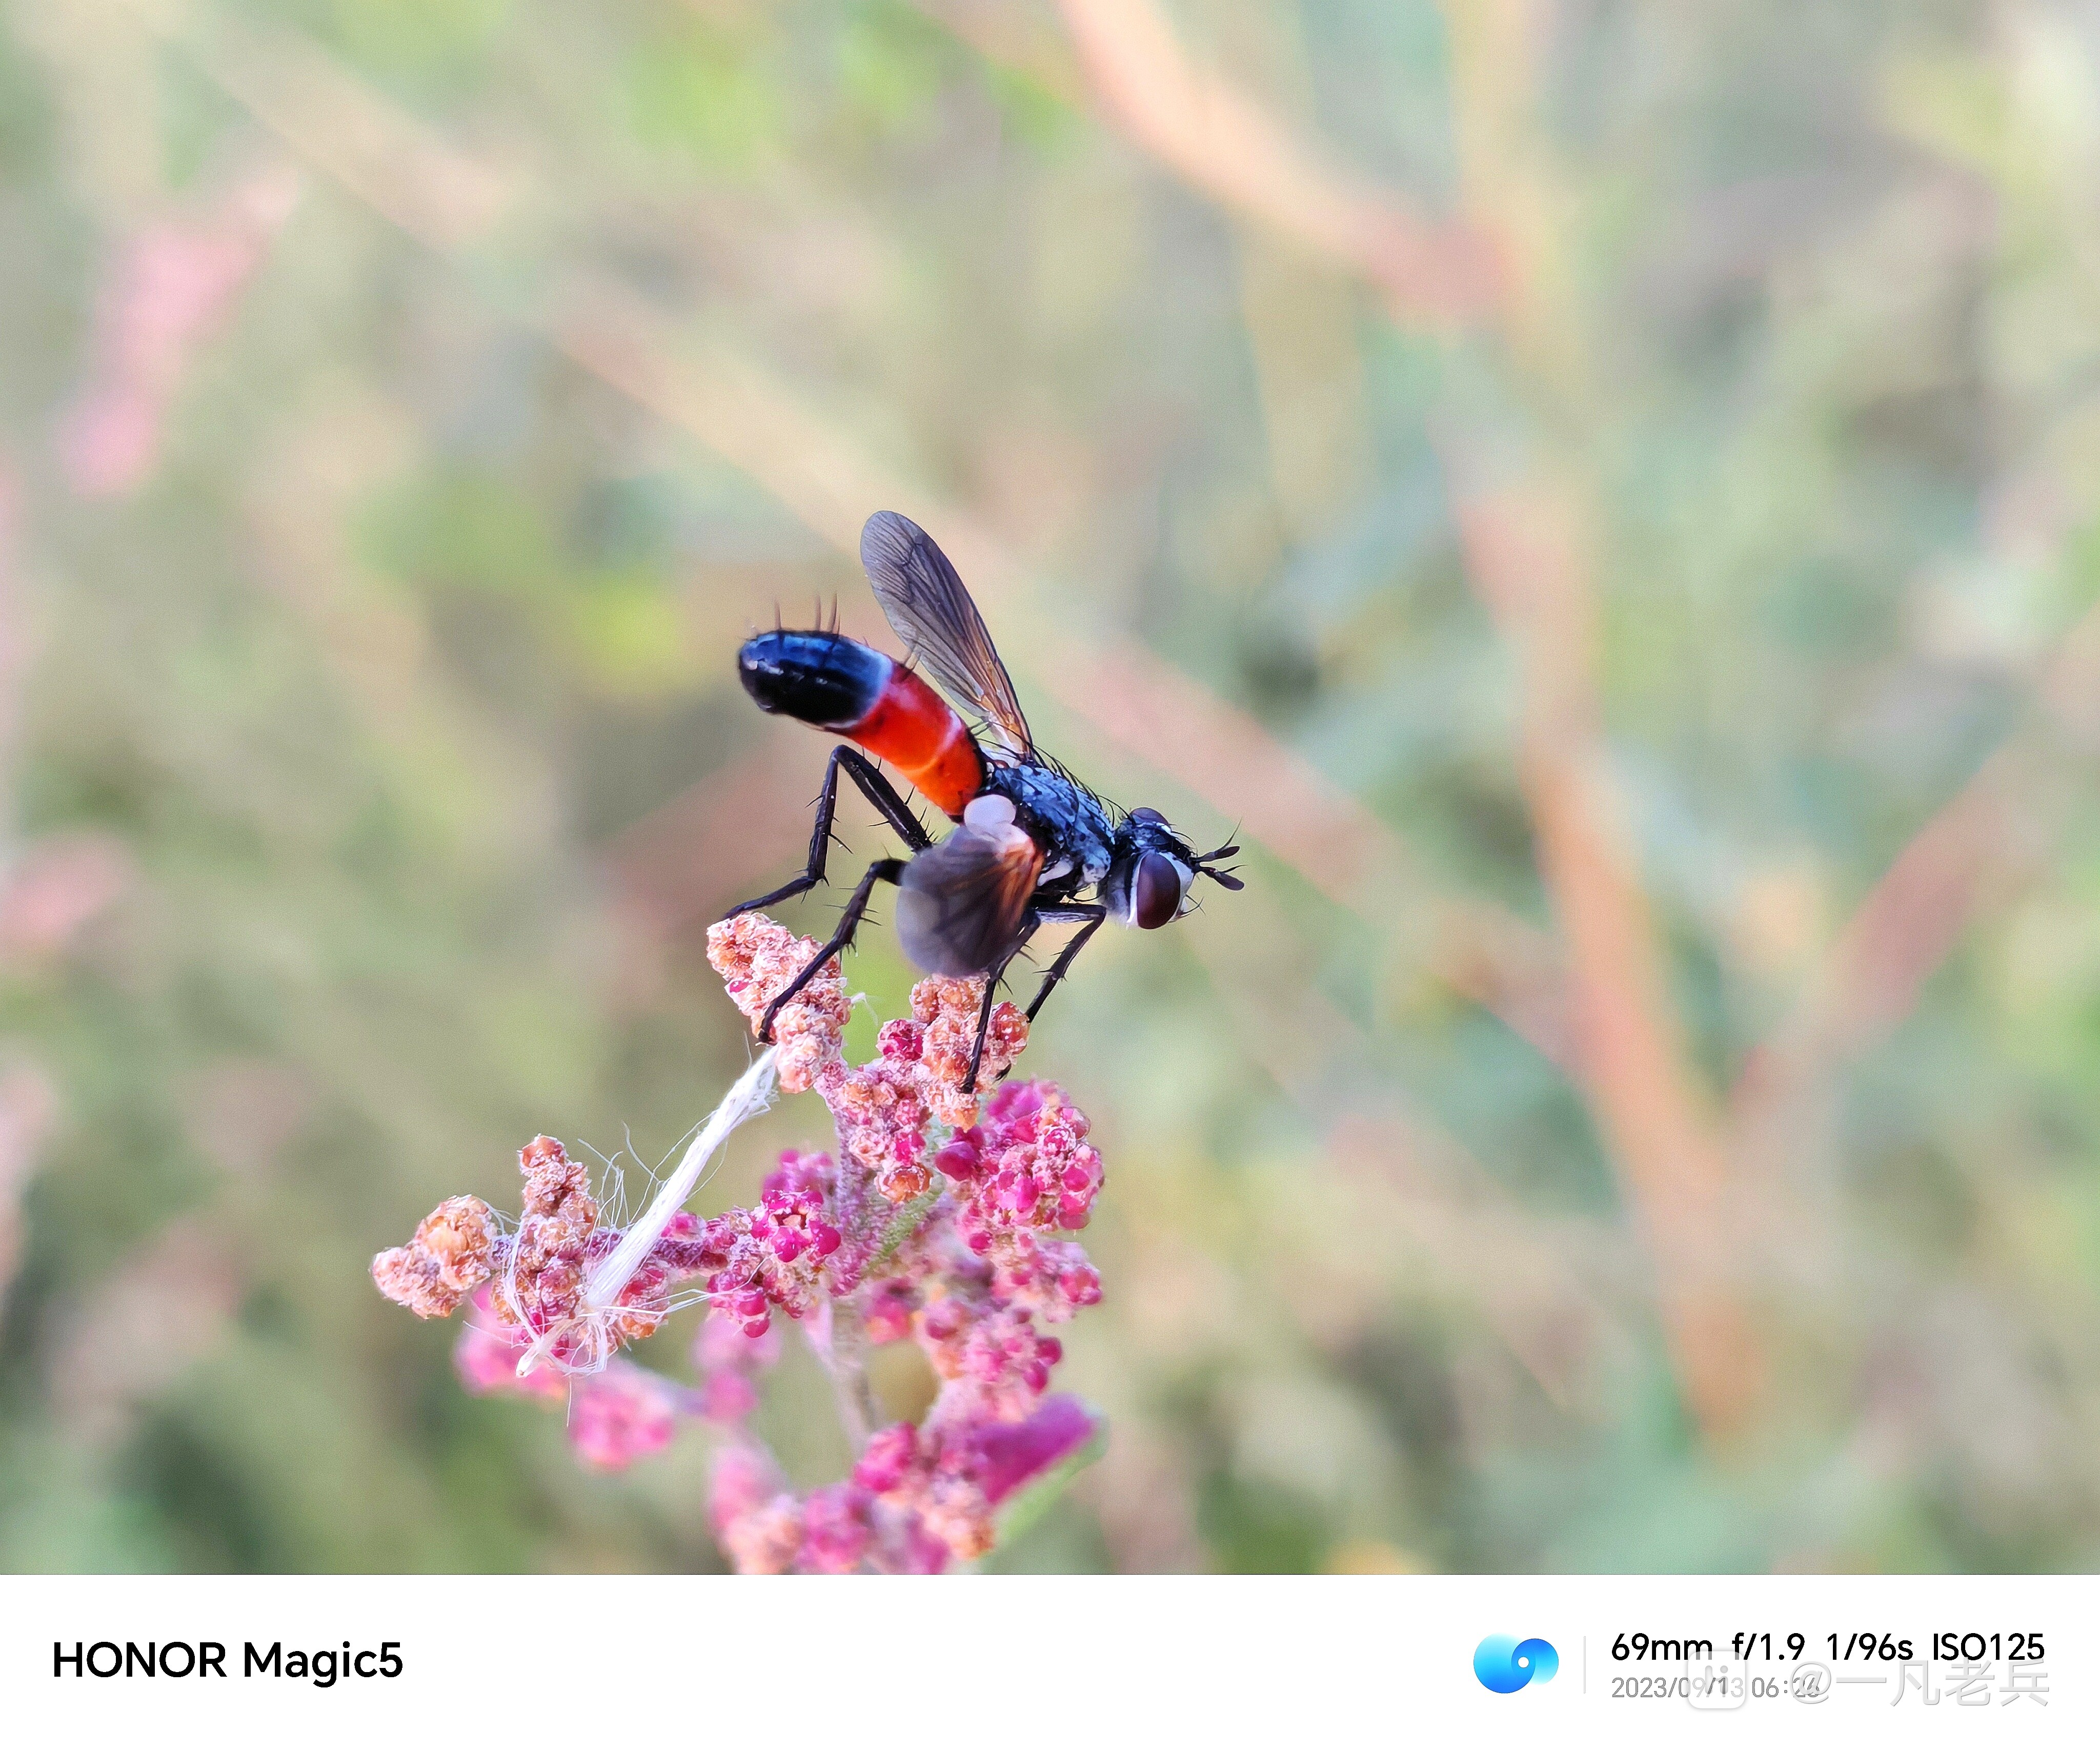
left=372, top=912, right=1107, bottom=1570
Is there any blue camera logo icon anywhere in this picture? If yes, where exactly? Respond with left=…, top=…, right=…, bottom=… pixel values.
left=1475, top=1636, right=1558, bottom=1694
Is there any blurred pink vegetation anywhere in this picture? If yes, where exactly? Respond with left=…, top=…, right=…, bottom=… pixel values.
left=373, top=911, right=1105, bottom=1572
left=58, top=168, right=300, bottom=499
left=0, top=473, right=131, bottom=1309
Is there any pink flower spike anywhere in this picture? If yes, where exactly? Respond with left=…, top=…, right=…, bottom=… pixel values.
left=974, top=1396, right=1099, bottom=1505
left=454, top=1291, right=564, bottom=1402
left=799, top=1483, right=874, bottom=1573
left=696, top=1306, right=780, bottom=1373
left=935, top=1139, right=980, bottom=1180
left=864, top=1279, right=918, bottom=1343
left=854, top=1422, right=919, bottom=1495
left=710, top=1442, right=780, bottom=1531
left=568, top=1363, right=681, bottom=1471
left=987, top=1081, right=1043, bottom=1124
left=877, top=1018, right=924, bottom=1062
left=893, top=1518, right=952, bottom=1574
left=378, top=910, right=1113, bottom=1572
left=699, top=1371, right=759, bottom=1424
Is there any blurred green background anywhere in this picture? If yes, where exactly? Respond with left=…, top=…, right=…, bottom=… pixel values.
left=5, top=0, right=2100, bottom=1573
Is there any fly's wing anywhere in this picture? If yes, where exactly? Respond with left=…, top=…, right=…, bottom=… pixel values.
left=894, top=821, right=1043, bottom=977
left=861, top=511, right=1034, bottom=759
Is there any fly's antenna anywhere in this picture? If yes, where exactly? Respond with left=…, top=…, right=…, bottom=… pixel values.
left=1194, top=830, right=1244, bottom=891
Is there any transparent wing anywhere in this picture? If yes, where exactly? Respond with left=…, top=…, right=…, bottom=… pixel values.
left=861, top=510, right=1033, bottom=758
left=894, top=822, right=1043, bottom=976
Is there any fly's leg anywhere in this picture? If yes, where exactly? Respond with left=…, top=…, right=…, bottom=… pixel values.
left=725, top=746, right=932, bottom=920
left=835, top=747, right=935, bottom=849
left=1021, top=903, right=1107, bottom=1023
left=964, top=915, right=1042, bottom=1093
left=756, top=857, right=907, bottom=1043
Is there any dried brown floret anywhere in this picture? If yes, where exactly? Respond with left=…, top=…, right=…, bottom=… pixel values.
left=496, top=1136, right=599, bottom=1336
left=705, top=913, right=849, bottom=1092
left=911, top=975, right=1027, bottom=1127
left=519, top=1133, right=594, bottom=1224
left=371, top=1194, right=497, bottom=1319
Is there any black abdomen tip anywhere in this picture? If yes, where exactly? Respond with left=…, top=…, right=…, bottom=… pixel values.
left=738, top=629, right=890, bottom=729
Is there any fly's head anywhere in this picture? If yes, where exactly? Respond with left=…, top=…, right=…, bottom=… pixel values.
left=1103, top=807, right=1243, bottom=929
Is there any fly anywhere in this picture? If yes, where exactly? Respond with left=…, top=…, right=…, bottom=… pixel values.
left=728, top=510, right=1242, bottom=1089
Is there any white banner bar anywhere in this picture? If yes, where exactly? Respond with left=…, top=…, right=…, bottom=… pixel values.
left=2, top=1572, right=2093, bottom=1748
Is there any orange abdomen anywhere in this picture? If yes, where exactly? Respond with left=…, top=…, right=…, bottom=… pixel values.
left=738, top=630, right=985, bottom=818
left=847, top=667, right=983, bottom=818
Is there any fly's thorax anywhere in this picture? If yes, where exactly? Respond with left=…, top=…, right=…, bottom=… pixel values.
left=983, top=763, right=1115, bottom=889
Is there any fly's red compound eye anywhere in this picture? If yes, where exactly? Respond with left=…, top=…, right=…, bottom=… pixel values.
left=1134, top=852, right=1181, bottom=929
left=1128, top=807, right=1167, bottom=827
